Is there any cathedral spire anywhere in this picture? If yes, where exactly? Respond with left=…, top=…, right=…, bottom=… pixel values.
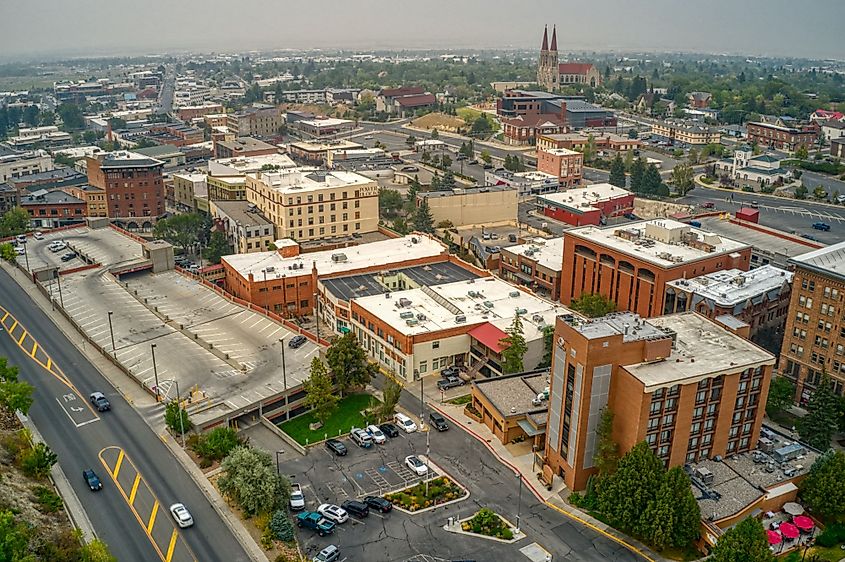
left=541, top=25, right=548, bottom=51
left=550, top=25, right=557, bottom=51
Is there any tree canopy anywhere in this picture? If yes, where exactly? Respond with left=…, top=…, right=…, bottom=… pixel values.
left=609, top=154, right=626, bottom=188
left=0, top=356, right=34, bottom=415
left=325, top=332, right=377, bottom=395
left=303, top=357, right=338, bottom=425
left=765, top=376, right=795, bottom=416
left=0, top=208, right=31, bottom=238
left=800, top=450, right=845, bottom=521
left=570, top=293, right=616, bottom=318
left=710, top=517, right=773, bottom=562
left=202, top=231, right=230, bottom=265
left=500, top=313, right=527, bottom=374
left=218, top=446, right=291, bottom=516
left=799, top=372, right=839, bottom=451
left=153, top=213, right=205, bottom=251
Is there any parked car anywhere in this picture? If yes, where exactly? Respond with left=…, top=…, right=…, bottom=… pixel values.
left=468, top=159, right=478, bottom=165
left=378, top=423, right=399, bottom=438
left=317, top=503, right=349, bottom=524
left=812, top=222, right=831, bottom=231
left=363, top=495, right=393, bottom=513
left=15, top=246, right=24, bottom=256
left=325, top=438, right=347, bottom=456
left=89, top=392, right=111, bottom=412
left=288, top=335, right=308, bottom=349
left=429, top=412, right=449, bottom=432
left=750, top=201, right=759, bottom=209
left=60, top=252, right=77, bottom=262
left=33, top=231, right=44, bottom=240
left=313, top=545, right=340, bottom=562
left=483, top=162, right=493, bottom=169
left=455, top=154, right=466, bottom=161
left=393, top=413, right=417, bottom=433
left=83, top=469, right=102, bottom=491
left=15, top=234, right=26, bottom=244
left=801, top=233, right=819, bottom=241
left=169, top=503, right=194, bottom=528
left=340, top=499, right=369, bottom=518
left=701, top=202, right=715, bottom=209
left=437, top=376, right=464, bottom=391
left=440, top=366, right=459, bottom=378
left=404, top=455, right=428, bottom=476
left=351, top=428, right=373, bottom=448
left=48, top=240, right=67, bottom=252
left=289, top=483, right=306, bottom=511
left=296, top=511, right=335, bottom=536
left=366, top=424, right=386, bottom=444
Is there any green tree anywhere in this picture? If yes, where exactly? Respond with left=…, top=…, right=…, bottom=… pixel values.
left=500, top=313, right=527, bottom=374
left=218, top=446, right=290, bottom=516
left=192, top=426, right=243, bottom=462
left=642, top=163, right=665, bottom=195
left=0, top=356, right=34, bottom=415
left=598, top=442, right=665, bottom=534
left=630, top=157, right=646, bottom=193
left=538, top=324, right=555, bottom=369
left=480, top=149, right=492, bottom=164
left=593, top=408, right=619, bottom=482
left=710, top=517, right=774, bottom=562
left=378, top=379, right=403, bottom=421
left=81, top=539, right=118, bottom=562
left=0, top=243, right=16, bottom=263
left=303, top=357, right=338, bottom=424
left=440, top=154, right=452, bottom=170
left=430, top=128, right=439, bottom=139
left=420, top=151, right=431, bottom=164
left=325, top=332, right=377, bottom=395
left=582, top=134, right=597, bottom=162
left=57, top=102, right=85, bottom=130
left=153, top=213, right=204, bottom=251
left=0, top=510, right=30, bottom=561
left=641, top=467, right=700, bottom=549
left=671, top=162, right=695, bottom=196
left=570, top=293, right=616, bottom=318
left=269, top=510, right=296, bottom=542
left=413, top=198, right=435, bottom=233
left=202, top=231, right=230, bottom=265
left=765, top=376, right=795, bottom=416
left=628, top=128, right=639, bottom=139
left=794, top=184, right=808, bottom=200
left=379, top=188, right=404, bottom=219
left=795, top=145, right=809, bottom=160
left=0, top=207, right=32, bottom=237
left=470, top=115, right=492, bottom=138
left=405, top=134, right=417, bottom=147
left=609, top=154, right=626, bottom=188
left=799, top=372, right=839, bottom=451
left=20, top=442, right=58, bottom=479
left=813, top=185, right=828, bottom=200
left=440, top=169, right=456, bottom=190
left=164, top=400, right=193, bottom=434
left=800, top=450, right=845, bottom=521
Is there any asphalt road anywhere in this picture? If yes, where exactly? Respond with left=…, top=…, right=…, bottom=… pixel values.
left=800, top=170, right=845, bottom=197
left=0, top=268, right=250, bottom=562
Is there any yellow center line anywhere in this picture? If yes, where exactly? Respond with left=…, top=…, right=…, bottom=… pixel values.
left=129, top=474, right=141, bottom=505
left=16, top=330, right=26, bottom=345
left=30, top=341, right=38, bottom=357
left=113, top=450, right=125, bottom=479
left=165, top=529, right=178, bottom=562
left=146, top=501, right=159, bottom=533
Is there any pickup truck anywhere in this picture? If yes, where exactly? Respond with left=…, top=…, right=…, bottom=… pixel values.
left=437, top=376, right=465, bottom=391
left=296, top=511, right=335, bottom=536
left=289, top=483, right=305, bottom=511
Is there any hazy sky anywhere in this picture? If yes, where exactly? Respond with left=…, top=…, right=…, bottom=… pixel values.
left=1, top=0, right=843, bottom=61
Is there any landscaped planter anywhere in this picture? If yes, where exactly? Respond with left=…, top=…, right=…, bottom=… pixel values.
left=464, top=404, right=482, bottom=423
left=385, top=476, right=467, bottom=513
left=456, top=508, right=522, bottom=543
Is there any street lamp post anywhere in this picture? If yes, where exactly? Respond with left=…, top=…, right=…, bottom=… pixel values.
left=107, top=311, right=116, bottom=357
left=417, top=370, right=424, bottom=429
left=174, top=379, right=186, bottom=445
left=22, top=241, right=29, bottom=271
left=279, top=338, right=289, bottom=421
left=275, top=451, right=284, bottom=475
left=56, top=270, right=64, bottom=308
left=515, top=471, right=523, bottom=534
left=151, top=343, right=160, bottom=402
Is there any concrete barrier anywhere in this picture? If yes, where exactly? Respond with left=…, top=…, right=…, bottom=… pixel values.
left=259, top=415, right=307, bottom=456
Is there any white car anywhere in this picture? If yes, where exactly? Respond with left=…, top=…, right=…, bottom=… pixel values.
left=48, top=240, right=67, bottom=253
left=393, top=412, right=417, bottom=433
left=15, top=234, right=26, bottom=244
left=33, top=232, right=44, bottom=240
left=169, top=503, right=194, bottom=528
left=15, top=246, right=25, bottom=256
left=317, top=503, right=348, bottom=524
left=404, top=455, right=428, bottom=476
left=289, top=483, right=305, bottom=511
left=366, top=424, right=386, bottom=444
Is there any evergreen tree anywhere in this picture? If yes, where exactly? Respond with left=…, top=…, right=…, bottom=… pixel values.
left=499, top=313, right=527, bottom=374
left=710, top=517, right=773, bottom=562
left=593, top=408, right=619, bottom=482
left=609, top=154, right=626, bottom=188
left=598, top=442, right=664, bottom=533
left=303, top=358, right=338, bottom=425
left=629, top=158, right=646, bottom=193
left=413, top=198, right=435, bottom=233
left=799, top=372, right=839, bottom=451
left=765, top=376, right=795, bottom=416
left=641, top=467, right=700, bottom=549
left=406, top=176, right=420, bottom=212
left=800, top=450, right=845, bottom=521
left=642, top=163, right=664, bottom=195
left=441, top=169, right=456, bottom=189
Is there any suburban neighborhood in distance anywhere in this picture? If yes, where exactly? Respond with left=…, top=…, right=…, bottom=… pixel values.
left=1, top=2, right=845, bottom=561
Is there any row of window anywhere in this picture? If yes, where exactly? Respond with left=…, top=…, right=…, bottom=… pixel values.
left=287, top=212, right=360, bottom=227
left=287, top=201, right=359, bottom=215
left=286, top=190, right=358, bottom=206
left=287, top=223, right=361, bottom=238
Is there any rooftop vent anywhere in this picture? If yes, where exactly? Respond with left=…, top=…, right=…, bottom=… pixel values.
left=331, top=252, right=347, bottom=262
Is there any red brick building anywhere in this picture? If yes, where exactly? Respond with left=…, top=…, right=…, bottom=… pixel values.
left=560, top=219, right=752, bottom=318
left=746, top=121, right=817, bottom=152
left=20, top=189, right=87, bottom=228
left=501, top=113, right=567, bottom=146
left=537, top=183, right=633, bottom=226
left=85, top=151, right=165, bottom=219
left=536, top=147, right=583, bottom=186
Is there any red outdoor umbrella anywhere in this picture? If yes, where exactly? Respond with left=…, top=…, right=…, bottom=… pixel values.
left=780, top=522, right=800, bottom=540
left=767, top=530, right=782, bottom=545
left=793, top=515, right=814, bottom=531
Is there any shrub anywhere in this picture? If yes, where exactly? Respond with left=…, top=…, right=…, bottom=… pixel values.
left=192, top=427, right=242, bottom=462
left=19, top=443, right=57, bottom=479
left=815, top=527, right=839, bottom=548
left=32, top=485, right=63, bottom=513
left=269, top=510, right=295, bottom=542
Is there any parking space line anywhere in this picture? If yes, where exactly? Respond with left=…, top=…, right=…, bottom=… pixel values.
left=129, top=473, right=142, bottom=504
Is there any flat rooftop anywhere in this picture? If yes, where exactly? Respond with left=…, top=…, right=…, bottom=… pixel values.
left=299, top=118, right=353, bottom=128
left=624, top=312, right=776, bottom=392
left=666, top=265, right=793, bottom=307
left=424, top=185, right=514, bottom=198
left=567, top=219, right=750, bottom=268
left=542, top=147, right=580, bottom=156
left=790, top=240, right=845, bottom=283
left=99, top=150, right=164, bottom=169
left=289, top=139, right=361, bottom=152
left=696, top=217, right=814, bottom=261
left=502, top=237, right=564, bottom=272
left=353, top=275, right=571, bottom=340
left=212, top=200, right=273, bottom=227
left=222, top=234, right=447, bottom=280
left=171, top=172, right=207, bottom=183
left=565, top=311, right=669, bottom=343
left=539, top=183, right=631, bottom=214
left=474, top=371, right=549, bottom=418
left=248, top=168, right=373, bottom=195
left=217, top=137, right=278, bottom=153
left=321, top=260, right=480, bottom=301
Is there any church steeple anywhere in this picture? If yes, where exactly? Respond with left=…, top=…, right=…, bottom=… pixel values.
left=541, top=25, right=548, bottom=52
left=550, top=25, right=557, bottom=51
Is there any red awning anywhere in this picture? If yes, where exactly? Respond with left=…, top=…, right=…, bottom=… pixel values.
left=468, top=322, right=509, bottom=353
left=793, top=515, right=814, bottom=531
left=767, top=530, right=782, bottom=545
left=780, top=522, right=799, bottom=540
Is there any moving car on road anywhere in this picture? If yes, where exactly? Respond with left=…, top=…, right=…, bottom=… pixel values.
left=317, top=503, right=349, bottom=524
left=296, top=511, right=335, bottom=536
left=405, top=455, right=429, bottom=476
left=89, top=392, right=110, bottom=412
left=325, top=438, right=347, bottom=456
left=83, top=469, right=102, bottom=491
left=169, top=503, right=194, bottom=528
left=393, top=412, right=417, bottom=433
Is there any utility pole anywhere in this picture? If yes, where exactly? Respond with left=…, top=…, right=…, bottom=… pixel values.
left=417, top=371, right=424, bottom=429
left=56, top=270, right=64, bottom=308
left=515, top=471, right=523, bottom=534
left=174, top=379, right=186, bottom=445
left=280, top=338, right=289, bottom=421
left=22, top=241, right=29, bottom=271
left=151, top=343, right=160, bottom=402
left=107, top=311, right=116, bottom=357
left=425, top=419, right=431, bottom=497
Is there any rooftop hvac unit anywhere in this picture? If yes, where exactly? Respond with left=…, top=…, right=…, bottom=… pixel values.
left=509, top=291, right=521, bottom=298
left=757, top=437, right=774, bottom=453
left=398, top=298, right=412, bottom=307
left=399, top=311, right=415, bottom=320
left=516, top=308, right=528, bottom=315
left=405, top=318, right=419, bottom=326
left=695, top=467, right=715, bottom=486
left=416, top=313, right=427, bottom=321
left=468, top=290, right=479, bottom=298
left=455, top=314, right=466, bottom=323
left=265, top=266, right=275, bottom=272
left=483, top=301, right=494, bottom=308
left=532, top=314, right=544, bottom=323
left=411, top=237, right=419, bottom=244
left=331, top=253, right=348, bottom=262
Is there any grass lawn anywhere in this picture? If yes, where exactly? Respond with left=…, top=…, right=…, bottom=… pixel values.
left=278, top=393, right=379, bottom=446
left=456, top=106, right=484, bottom=122
left=447, top=394, right=472, bottom=406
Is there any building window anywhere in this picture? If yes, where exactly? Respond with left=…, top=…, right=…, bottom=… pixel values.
left=432, top=341, right=440, bottom=349
left=419, top=361, right=427, bottom=374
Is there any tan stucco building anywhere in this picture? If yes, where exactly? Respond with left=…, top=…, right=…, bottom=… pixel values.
left=418, top=186, right=517, bottom=227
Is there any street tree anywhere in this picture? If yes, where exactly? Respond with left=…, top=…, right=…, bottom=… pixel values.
left=0, top=356, right=34, bottom=415
left=593, top=408, right=619, bottom=482
left=325, top=332, right=377, bottom=395
left=795, top=145, right=809, bottom=160
left=0, top=207, right=31, bottom=237
left=570, top=293, right=616, bottom=318
left=164, top=400, right=193, bottom=434
left=598, top=441, right=664, bottom=535
left=500, top=313, right=527, bottom=374
left=303, top=357, right=338, bottom=425
left=794, top=184, right=808, bottom=200
left=0, top=243, right=16, bottom=263
left=378, top=379, right=403, bottom=421
left=202, top=231, right=230, bottom=265
left=710, top=517, right=774, bottom=562
left=671, top=162, right=695, bottom=196
left=480, top=150, right=492, bottom=164
left=218, top=446, right=290, bottom=516
left=800, top=450, right=845, bottom=521
left=813, top=185, right=828, bottom=200
left=765, top=376, right=795, bottom=416
left=413, top=198, right=435, bottom=233
left=609, top=154, right=626, bottom=188
left=799, top=372, right=839, bottom=451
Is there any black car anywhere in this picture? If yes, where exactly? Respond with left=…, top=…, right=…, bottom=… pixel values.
left=325, top=438, right=348, bottom=456
left=378, top=423, right=399, bottom=438
left=60, top=252, right=77, bottom=262
left=340, top=499, right=369, bottom=518
left=288, top=335, right=308, bottom=349
left=363, top=496, right=393, bottom=513
left=429, top=412, right=449, bottom=432
left=83, top=469, right=102, bottom=491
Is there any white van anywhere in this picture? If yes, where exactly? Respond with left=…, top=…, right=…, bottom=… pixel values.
left=393, top=412, right=418, bottom=433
